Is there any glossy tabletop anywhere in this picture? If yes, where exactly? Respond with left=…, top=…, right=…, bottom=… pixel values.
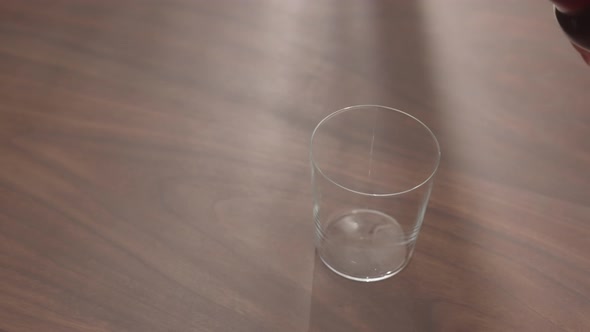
left=1, top=1, right=589, bottom=331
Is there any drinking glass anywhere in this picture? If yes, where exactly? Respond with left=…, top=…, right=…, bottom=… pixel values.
left=310, top=105, right=440, bottom=282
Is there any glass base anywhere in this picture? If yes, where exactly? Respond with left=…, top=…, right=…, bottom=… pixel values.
left=317, top=209, right=412, bottom=282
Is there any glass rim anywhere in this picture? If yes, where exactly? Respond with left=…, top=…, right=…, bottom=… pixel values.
left=310, top=105, right=441, bottom=197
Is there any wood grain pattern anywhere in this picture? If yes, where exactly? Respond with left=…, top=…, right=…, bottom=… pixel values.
left=1, top=0, right=589, bottom=331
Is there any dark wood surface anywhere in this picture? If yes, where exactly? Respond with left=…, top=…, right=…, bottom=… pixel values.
left=1, top=1, right=589, bottom=331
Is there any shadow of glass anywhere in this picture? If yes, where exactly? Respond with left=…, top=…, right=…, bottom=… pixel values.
left=303, top=0, right=479, bottom=330
left=307, top=252, right=436, bottom=332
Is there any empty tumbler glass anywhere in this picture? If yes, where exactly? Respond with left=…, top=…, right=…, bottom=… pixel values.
left=310, top=105, right=440, bottom=282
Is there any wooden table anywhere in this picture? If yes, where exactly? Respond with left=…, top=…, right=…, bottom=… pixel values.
left=1, top=1, right=589, bottom=331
